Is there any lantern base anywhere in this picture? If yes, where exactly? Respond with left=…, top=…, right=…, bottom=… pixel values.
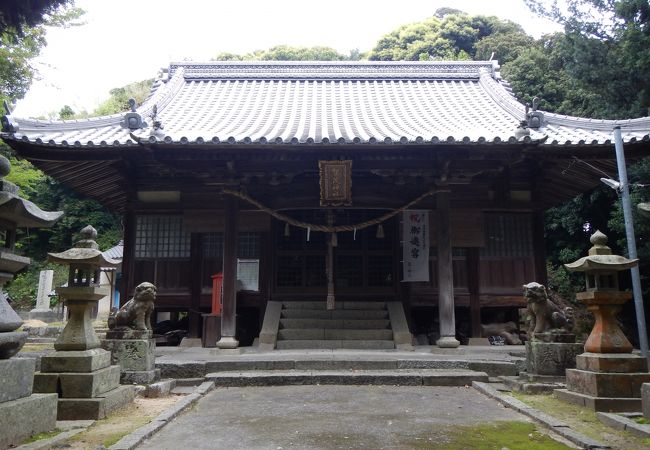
left=556, top=352, right=650, bottom=412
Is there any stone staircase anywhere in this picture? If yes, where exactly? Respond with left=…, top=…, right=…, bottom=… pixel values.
left=259, top=301, right=413, bottom=350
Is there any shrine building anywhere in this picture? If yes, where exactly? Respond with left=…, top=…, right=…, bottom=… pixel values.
left=2, top=61, right=649, bottom=349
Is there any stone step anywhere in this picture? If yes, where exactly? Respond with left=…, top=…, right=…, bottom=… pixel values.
left=157, top=358, right=518, bottom=378
left=280, top=318, right=391, bottom=329
left=281, top=309, right=388, bottom=320
left=204, top=369, right=489, bottom=387
left=282, top=301, right=386, bottom=310
left=275, top=339, right=395, bottom=350
left=278, top=329, right=394, bottom=341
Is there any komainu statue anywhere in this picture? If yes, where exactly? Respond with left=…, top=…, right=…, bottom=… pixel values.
left=524, top=282, right=573, bottom=341
left=108, top=282, right=156, bottom=331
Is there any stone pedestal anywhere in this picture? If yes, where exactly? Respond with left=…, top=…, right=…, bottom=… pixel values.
left=526, top=341, right=584, bottom=376
left=0, top=358, right=57, bottom=448
left=555, top=353, right=650, bottom=412
left=34, top=348, right=135, bottom=419
left=102, top=329, right=158, bottom=384
left=503, top=339, right=583, bottom=394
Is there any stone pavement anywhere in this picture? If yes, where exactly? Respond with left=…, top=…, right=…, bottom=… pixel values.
left=137, top=385, right=535, bottom=450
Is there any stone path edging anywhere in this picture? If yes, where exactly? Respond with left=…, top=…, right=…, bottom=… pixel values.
left=473, top=381, right=611, bottom=449
left=14, top=429, right=84, bottom=450
left=108, top=381, right=214, bottom=450
left=597, top=412, right=650, bottom=438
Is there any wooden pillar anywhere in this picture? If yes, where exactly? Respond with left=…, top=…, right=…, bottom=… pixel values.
left=120, top=210, right=136, bottom=306
left=217, top=196, right=239, bottom=349
left=188, top=233, right=202, bottom=338
left=326, top=210, right=336, bottom=310
left=532, top=210, right=548, bottom=285
left=467, top=247, right=481, bottom=338
left=436, top=189, right=460, bottom=348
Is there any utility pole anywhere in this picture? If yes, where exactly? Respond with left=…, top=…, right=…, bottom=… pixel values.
left=613, top=126, right=648, bottom=357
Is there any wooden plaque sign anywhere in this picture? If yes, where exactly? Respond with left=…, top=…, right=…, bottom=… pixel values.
left=319, top=160, right=352, bottom=206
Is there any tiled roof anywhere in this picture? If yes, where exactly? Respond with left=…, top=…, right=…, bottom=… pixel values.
left=2, top=61, right=650, bottom=148
left=102, top=240, right=123, bottom=261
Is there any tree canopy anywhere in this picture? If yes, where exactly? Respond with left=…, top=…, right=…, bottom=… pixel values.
left=214, top=45, right=356, bottom=61
left=367, top=9, right=528, bottom=62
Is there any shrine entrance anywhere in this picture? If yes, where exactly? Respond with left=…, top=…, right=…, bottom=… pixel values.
left=272, top=210, right=399, bottom=302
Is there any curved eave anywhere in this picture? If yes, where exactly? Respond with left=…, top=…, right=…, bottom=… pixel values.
left=0, top=192, right=63, bottom=228
left=564, top=256, right=639, bottom=272
left=48, top=248, right=120, bottom=267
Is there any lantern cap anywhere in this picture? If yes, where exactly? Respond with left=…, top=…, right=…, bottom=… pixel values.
left=564, top=230, right=638, bottom=272
left=48, top=225, right=120, bottom=267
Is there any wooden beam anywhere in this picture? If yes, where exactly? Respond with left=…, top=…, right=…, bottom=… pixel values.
left=120, top=210, right=136, bottom=305
left=188, top=233, right=202, bottom=338
left=217, top=196, right=239, bottom=349
left=467, top=247, right=481, bottom=338
left=436, top=189, right=459, bottom=348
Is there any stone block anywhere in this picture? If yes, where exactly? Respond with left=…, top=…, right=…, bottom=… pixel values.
left=57, top=385, right=136, bottom=420
left=28, top=309, right=57, bottom=322
left=577, top=352, right=648, bottom=373
left=554, top=388, right=642, bottom=412
left=566, top=368, right=650, bottom=398
left=101, top=338, right=155, bottom=371
left=59, top=364, right=120, bottom=398
left=121, top=369, right=158, bottom=385
left=0, top=393, right=57, bottom=449
left=33, top=372, right=60, bottom=394
left=0, top=330, right=27, bottom=358
left=105, top=329, right=152, bottom=340
left=40, top=348, right=111, bottom=373
left=642, top=383, right=650, bottom=419
left=525, top=341, right=583, bottom=376
left=0, top=357, right=34, bottom=402
left=143, top=379, right=176, bottom=398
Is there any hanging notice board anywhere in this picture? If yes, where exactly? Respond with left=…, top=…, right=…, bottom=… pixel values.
left=319, top=160, right=352, bottom=207
left=402, top=210, right=430, bottom=282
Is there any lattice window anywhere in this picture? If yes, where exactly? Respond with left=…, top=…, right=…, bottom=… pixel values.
left=238, top=232, right=261, bottom=259
left=201, top=232, right=261, bottom=260
left=480, top=213, right=533, bottom=257
left=203, top=232, right=224, bottom=258
left=135, top=216, right=190, bottom=258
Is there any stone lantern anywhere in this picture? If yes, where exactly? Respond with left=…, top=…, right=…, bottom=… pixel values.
left=0, top=155, right=62, bottom=447
left=33, top=226, right=135, bottom=420
left=564, top=230, right=638, bottom=353
left=555, top=230, right=650, bottom=412
left=48, top=225, right=118, bottom=351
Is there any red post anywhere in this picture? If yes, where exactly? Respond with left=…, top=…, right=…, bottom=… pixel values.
left=211, top=272, right=223, bottom=316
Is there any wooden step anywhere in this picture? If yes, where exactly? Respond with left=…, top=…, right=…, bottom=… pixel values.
left=278, top=329, right=393, bottom=341
left=275, top=339, right=395, bottom=350
left=279, top=319, right=391, bottom=330
left=281, top=301, right=387, bottom=310
left=280, top=309, right=388, bottom=320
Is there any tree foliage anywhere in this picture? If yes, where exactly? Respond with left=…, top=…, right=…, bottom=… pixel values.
left=214, top=45, right=354, bottom=61
left=0, top=0, right=70, bottom=36
left=0, top=1, right=84, bottom=106
left=367, top=9, right=527, bottom=62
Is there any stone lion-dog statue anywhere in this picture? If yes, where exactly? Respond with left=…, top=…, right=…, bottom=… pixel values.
left=108, top=282, right=156, bottom=331
left=524, top=281, right=573, bottom=339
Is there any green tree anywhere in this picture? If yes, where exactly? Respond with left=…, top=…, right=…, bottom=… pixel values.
left=92, top=79, right=153, bottom=116
left=367, top=10, right=528, bottom=62
left=214, top=45, right=351, bottom=61
left=0, top=2, right=84, bottom=106
left=58, top=104, right=74, bottom=119
left=524, top=0, right=650, bottom=118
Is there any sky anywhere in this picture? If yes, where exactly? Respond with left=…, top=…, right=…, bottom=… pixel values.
left=13, top=0, right=561, bottom=118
